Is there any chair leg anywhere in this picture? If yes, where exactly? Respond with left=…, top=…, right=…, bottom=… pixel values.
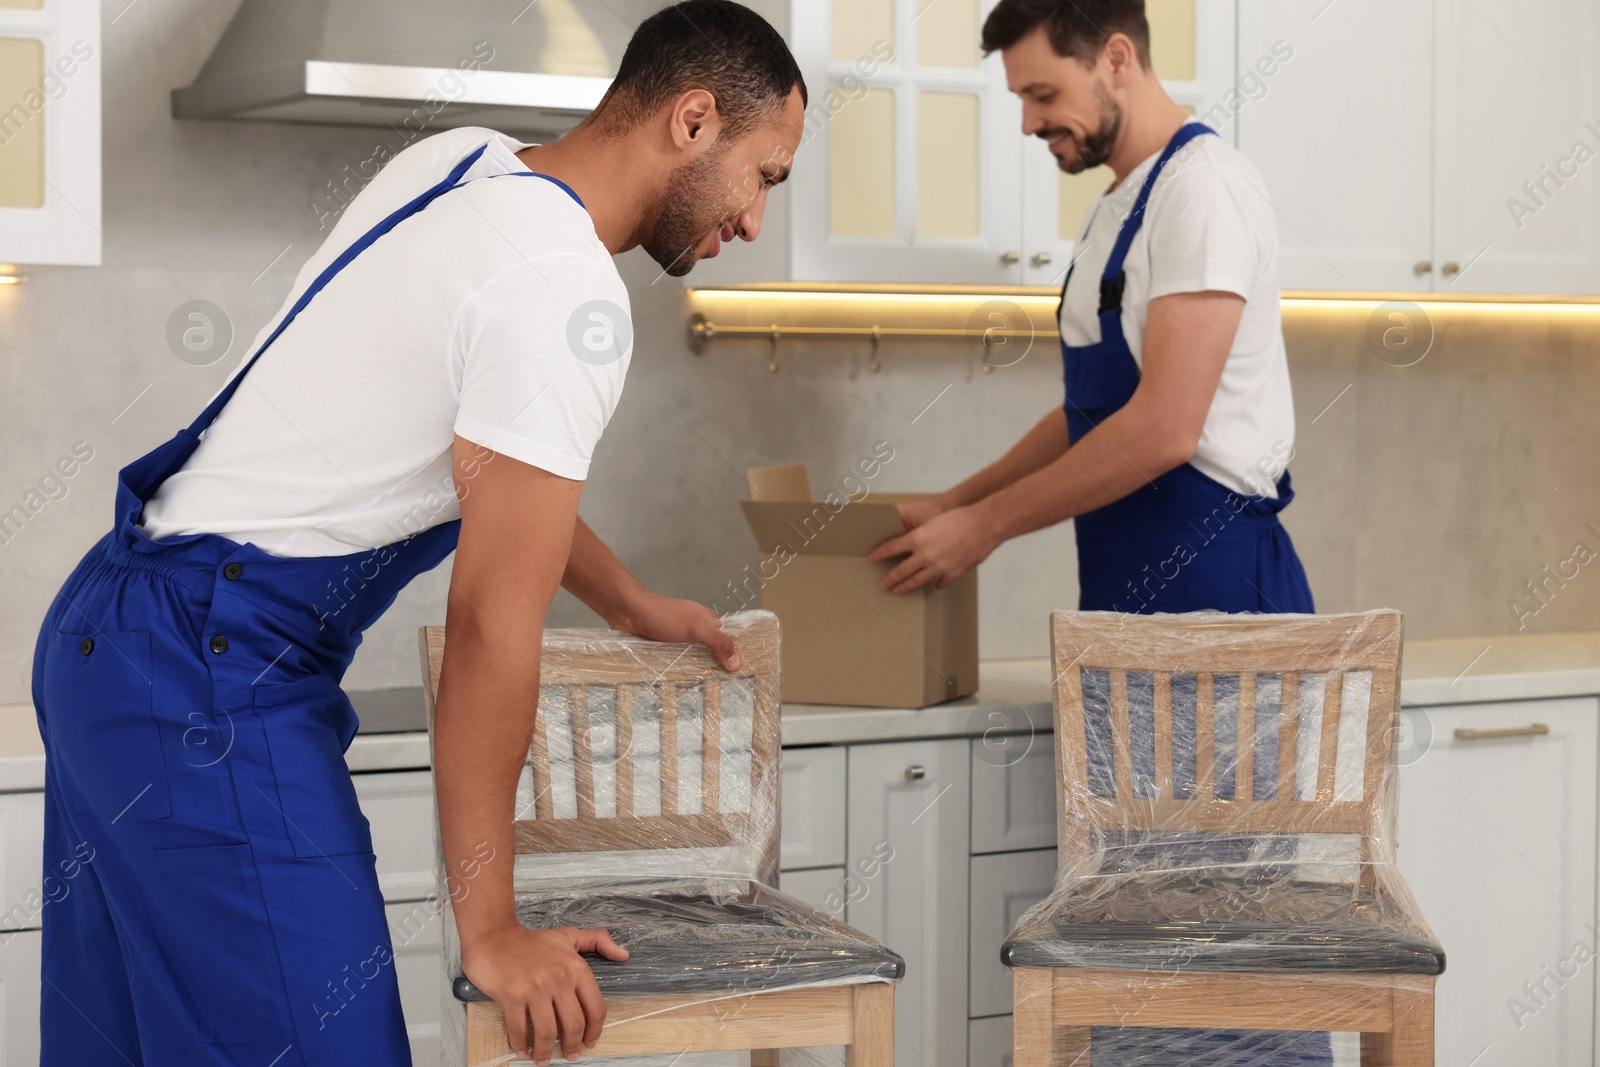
left=1391, top=981, right=1435, bottom=1067
left=845, top=981, right=895, bottom=1066
left=1012, top=968, right=1054, bottom=1067
left=1053, top=1025, right=1091, bottom=1066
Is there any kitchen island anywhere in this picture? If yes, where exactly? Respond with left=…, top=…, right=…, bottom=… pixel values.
left=2, top=629, right=1598, bottom=1065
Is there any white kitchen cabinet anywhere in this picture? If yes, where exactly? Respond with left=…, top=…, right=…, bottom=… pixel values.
left=780, top=745, right=848, bottom=870
left=0, top=791, right=43, bottom=931
left=778, top=864, right=848, bottom=919
left=386, top=898, right=444, bottom=1067
left=1240, top=0, right=1600, bottom=294
left=1397, top=696, right=1598, bottom=1067
left=354, top=769, right=437, bottom=903
left=846, top=737, right=971, bottom=1066
left=1236, top=0, right=1434, bottom=292
left=970, top=737, right=1056, bottom=854
left=0, top=0, right=100, bottom=267
left=968, top=848, right=1056, bottom=1019
left=968, top=1014, right=1014, bottom=1067
left=0, top=926, right=40, bottom=1066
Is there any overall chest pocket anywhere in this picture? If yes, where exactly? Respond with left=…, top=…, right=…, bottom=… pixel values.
left=254, top=675, right=373, bottom=858
left=45, top=629, right=172, bottom=821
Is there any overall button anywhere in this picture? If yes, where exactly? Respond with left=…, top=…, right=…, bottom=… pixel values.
left=79, top=637, right=94, bottom=655
left=209, top=635, right=229, bottom=655
left=223, top=562, right=243, bottom=581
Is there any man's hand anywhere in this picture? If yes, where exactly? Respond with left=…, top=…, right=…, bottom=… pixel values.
left=618, top=591, right=741, bottom=671
left=462, top=925, right=630, bottom=1064
left=868, top=503, right=999, bottom=594
left=895, top=497, right=949, bottom=532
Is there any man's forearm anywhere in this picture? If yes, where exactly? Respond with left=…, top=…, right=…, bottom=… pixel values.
left=939, top=408, right=1072, bottom=509
left=562, top=519, right=650, bottom=629
left=979, top=397, right=1192, bottom=543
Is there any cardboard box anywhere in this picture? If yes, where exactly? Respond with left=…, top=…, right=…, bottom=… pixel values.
left=739, top=465, right=979, bottom=708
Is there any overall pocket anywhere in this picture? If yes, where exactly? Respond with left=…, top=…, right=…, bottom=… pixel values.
left=44, top=629, right=171, bottom=821
left=254, top=675, right=373, bottom=858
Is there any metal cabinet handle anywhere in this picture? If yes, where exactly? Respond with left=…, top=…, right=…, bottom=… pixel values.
left=1000, top=250, right=1020, bottom=266
left=1454, top=724, right=1549, bottom=741
left=905, top=765, right=927, bottom=781
left=1441, top=261, right=1461, bottom=276
left=1031, top=251, right=1053, bottom=267
left=1413, top=260, right=1433, bottom=275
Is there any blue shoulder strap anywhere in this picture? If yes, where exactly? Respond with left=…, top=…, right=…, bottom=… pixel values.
left=1096, top=121, right=1217, bottom=313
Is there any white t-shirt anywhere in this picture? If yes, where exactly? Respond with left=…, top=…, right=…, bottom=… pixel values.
left=1059, top=132, right=1293, bottom=499
left=141, top=127, right=632, bottom=557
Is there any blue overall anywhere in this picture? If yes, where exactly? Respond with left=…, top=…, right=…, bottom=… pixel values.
left=1062, top=121, right=1313, bottom=617
left=30, top=142, right=565, bottom=1065
left=1064, top=123, right=1327, bottom=1065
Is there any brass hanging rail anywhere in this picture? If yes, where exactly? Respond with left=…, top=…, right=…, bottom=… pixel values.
left=687, top=312, right=1059, bottom=355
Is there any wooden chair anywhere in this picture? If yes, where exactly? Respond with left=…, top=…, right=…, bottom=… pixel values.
left=1007, top=610, right=1443, bottom=1066
left=418, top=610, right=899, bottom=1065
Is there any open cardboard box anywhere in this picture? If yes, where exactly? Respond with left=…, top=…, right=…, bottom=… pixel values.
left=739, top=465, right=979, bottom=708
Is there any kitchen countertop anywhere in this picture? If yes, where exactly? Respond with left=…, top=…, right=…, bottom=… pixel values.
left=4, top=628, right=1600, bottom=789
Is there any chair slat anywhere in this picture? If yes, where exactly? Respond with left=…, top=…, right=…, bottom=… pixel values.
left=1110, top=670, right=1133, bottom=801
left=1237, top=672, right=1256, bottom=802
left=702, top=680, right=722, bottom=813
left=616, top=684, right=635, bottom=818
left=1085, top=798, right=1367, bottom=835
left=1195, top=673, right=1215, bottom=801
left=1316, top=671, right=1345, bottom=802
left=660, top=681, right=680, bottom=816
left=1054, top=660, right=1093, bottom=858
left=570, top=686, right=596, bottom=820
left=1153, top=673, right=1173, bottom=798
left=531, top=695, right=554, bottom=821
left=1277, top=672, right=1300, bottom=801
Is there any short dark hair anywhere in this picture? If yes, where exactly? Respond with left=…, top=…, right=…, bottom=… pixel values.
left=980, top=0, right=1151, bottom=66
left=594, top=0, right=808, bottom=139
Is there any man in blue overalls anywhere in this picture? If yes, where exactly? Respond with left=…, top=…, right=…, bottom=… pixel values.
left=869, top=0, right=1322, bottom=1062
left=30, top=3, right=804, bottom=1065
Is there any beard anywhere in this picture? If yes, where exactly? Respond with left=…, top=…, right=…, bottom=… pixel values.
left=644, top=143, right=733, bottom=277
left=1042, top=79, right=1122, bottom=174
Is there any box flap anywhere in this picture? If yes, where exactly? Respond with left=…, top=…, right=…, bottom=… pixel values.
left=746, top=464, right=812, bottom=503
left=741, top=497, right=915, bottom=556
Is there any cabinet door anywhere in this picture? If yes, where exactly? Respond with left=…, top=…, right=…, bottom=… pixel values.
left=1021, top=0, right=1238, bottom=286
left=1235, top=0, right=1433, bottom=291
left=0, top=926, right=40, bottom=1066
left=968, top=1014, right=1014, bottom=1067
left=969, top=848, right=1056, bottom=1018
left=354, top=770, right=437, bottom=903
left=790, top=0, right=1022, bottom=283
left=0, top=792, right=43, bottom=931
left=780, top=865, right=848, bottom=918
left=1397, top=697, right=1598, bottom=1067
left=1433, top=0, right=1600, bottom=294
left=0, top=1, right=100, bottom=266
left=386, top=899, right=443, bottom=1067
left=847, top=737, right=970, bottom=1066
left=970, top=735, right=1056, bottom=854
left=781, top=745, right=848, bottom=871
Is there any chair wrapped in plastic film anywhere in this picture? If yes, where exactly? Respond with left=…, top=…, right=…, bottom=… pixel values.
left=1004, top=609, right=1443, bottom=1066
left=419, top=609, right=901, bottom=1064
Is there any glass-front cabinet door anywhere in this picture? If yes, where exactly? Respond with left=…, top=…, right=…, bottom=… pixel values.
left=790, top=0, right=1023, bottom=283
left=0, top=0, right=100, bottom=268
left=1018, top=0, right=1236, bottom=286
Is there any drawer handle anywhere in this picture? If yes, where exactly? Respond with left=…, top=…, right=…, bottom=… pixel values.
left=905, top=765, right=927, bottom=781
left=1454, top=724, right=1549, bottom=741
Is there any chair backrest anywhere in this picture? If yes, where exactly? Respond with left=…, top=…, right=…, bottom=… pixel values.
left=1049, top=610, right=1403, bottom=865
left=419, top=611, right=783, bottom=886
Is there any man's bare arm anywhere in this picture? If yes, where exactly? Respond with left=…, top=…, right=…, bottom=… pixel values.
left=434, top=435, right=628, bottom=1065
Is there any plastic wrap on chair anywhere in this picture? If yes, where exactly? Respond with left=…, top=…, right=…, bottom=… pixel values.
left=1004, top=610, right=1444, bottom=975
left=419, top=610, right=901, bottom=1065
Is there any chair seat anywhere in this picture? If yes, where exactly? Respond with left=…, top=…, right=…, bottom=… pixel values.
left=1002, top=870, right=1445, bottom=975
left=452, top=879, right=904, bottom=1000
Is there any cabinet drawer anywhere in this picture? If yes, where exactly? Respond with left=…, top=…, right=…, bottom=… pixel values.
left=386, top=899, right=443, bottom=1067
left=0, top=792, right=44, bottom=932
left=969, top=849, right=1057, bottom=1018
left=968, top=1015, right=1013, bottom=1067
left=779, top=865, right=846, bottom=919
left=970, top=737, right=1057, bottom=854
left=780, top=746, right=846, bottom=870
left=354, top=770, right=436, bottom=902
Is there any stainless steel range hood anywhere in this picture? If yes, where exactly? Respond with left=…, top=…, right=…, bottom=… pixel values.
left=173, top=0, right=653, bottom=136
